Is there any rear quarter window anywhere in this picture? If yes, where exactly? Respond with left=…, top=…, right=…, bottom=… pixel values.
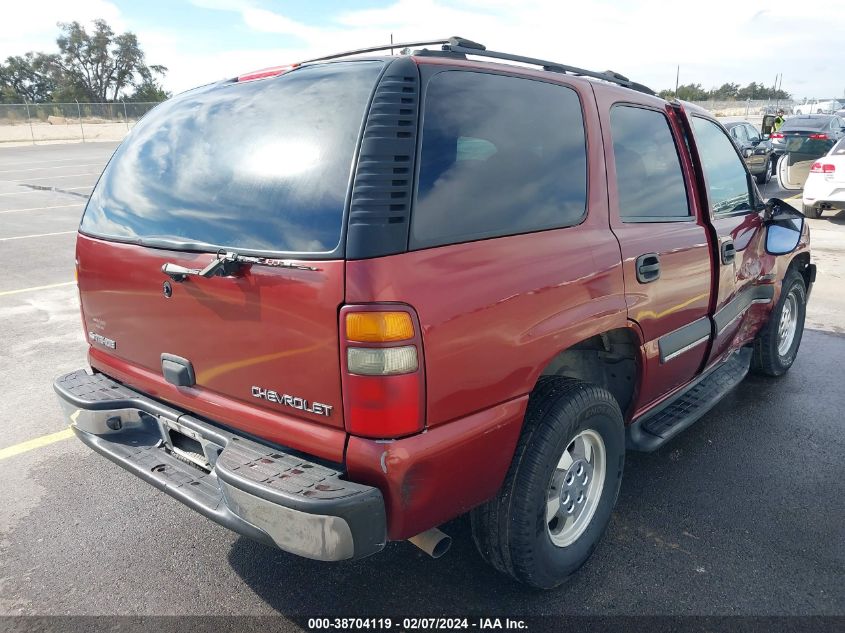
left=411, top=71, right=587, bottom=249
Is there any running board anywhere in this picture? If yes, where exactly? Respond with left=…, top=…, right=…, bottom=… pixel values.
left=627, top=348, right=752, bottom=452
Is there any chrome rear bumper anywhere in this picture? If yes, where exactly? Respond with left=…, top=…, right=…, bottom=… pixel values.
left=54, top=369, right=386, bottom=561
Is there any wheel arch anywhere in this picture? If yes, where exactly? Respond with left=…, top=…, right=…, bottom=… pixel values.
left=531, top=325, right=644, bottom=420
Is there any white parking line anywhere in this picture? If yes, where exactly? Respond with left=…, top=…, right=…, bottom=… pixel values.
left=18, top=173, right=99, bottom=181
left=0, top=186, right=92, bottom=197
left=0, top=163, right=103, bottom=174
left=0, top=231, right=76, bottom=241
left=0, top=203, right=84, bottom=215
left=0, top=156, right=104, bottom=167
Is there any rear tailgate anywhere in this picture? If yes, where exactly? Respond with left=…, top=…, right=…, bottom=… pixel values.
left=75, top=60, right=386, bottom=459
left=777, top=132, right=835, bottom=190
left=77, top=236, right=346, bottom=448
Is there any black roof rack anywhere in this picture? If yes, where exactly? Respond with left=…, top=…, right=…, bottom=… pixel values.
left=299, top=38, right=454, bottom=64
left=297, top=36, right=655, bottom=96
left=440, top=37, right=655, bottom=95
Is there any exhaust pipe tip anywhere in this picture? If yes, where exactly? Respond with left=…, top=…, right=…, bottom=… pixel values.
left=408, top=527, right=452, bottom=559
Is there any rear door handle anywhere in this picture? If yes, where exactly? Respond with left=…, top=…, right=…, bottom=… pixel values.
left=636, top=253, right=661, bottom=284
left=721, top=240, right=736, bottom=264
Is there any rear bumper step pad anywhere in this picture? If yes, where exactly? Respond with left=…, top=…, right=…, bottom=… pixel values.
left=54, top=369, right=386, bottom=561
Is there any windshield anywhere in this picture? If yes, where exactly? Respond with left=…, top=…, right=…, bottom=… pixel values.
left=81, top=61, right=383, bottom=255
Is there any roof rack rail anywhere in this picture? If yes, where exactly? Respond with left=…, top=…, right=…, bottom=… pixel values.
left=299, top=38, right=454, bottom=65
left=294, top=35, right=655, bottom=96
left=440, top=37, right=655, bottom=96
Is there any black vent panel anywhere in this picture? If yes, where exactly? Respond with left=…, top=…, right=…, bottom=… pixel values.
left=346, top=57, right=419, bottom=259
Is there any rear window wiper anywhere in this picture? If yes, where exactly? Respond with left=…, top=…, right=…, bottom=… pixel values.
left=162, top=251, right=320, bottom=281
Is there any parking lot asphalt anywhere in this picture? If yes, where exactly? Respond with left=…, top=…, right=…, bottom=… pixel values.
left=0, top=142, right=842, bottom=620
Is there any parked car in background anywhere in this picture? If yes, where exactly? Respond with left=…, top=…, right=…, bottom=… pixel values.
left=772, top=115, right=845, bottom=190
left=802, top=137, right=845, bottom=218
left=794, top=100, right=843, bottom=115
left=724, top=121, right=773, bottom=183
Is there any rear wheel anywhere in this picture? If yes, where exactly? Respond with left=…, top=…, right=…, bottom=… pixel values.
left=751, top=269, right=807, bottom=376
left=803, top=203, right=821, bottom=219
left=471, top=377, right=624, bottom=589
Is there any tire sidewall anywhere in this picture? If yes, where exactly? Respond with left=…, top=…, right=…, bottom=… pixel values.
left=771, top=273, right=807, bottom=372
left=523, top=403, right=624, bottom=586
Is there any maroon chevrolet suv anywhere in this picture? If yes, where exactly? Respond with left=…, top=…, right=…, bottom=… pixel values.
left=55, top=37, right=814, bottom=588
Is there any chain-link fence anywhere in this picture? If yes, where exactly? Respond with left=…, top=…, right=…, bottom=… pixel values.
left=686, top=99, right=797, bottom=118
left=0, top=102, right=161, bottom=145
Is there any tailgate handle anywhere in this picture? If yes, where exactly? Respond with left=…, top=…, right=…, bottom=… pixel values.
left=161, top=354, right=196, bottom=387
left=636, top=253, right=661, bottom=284
left=721, top=240, right=736, bottom=265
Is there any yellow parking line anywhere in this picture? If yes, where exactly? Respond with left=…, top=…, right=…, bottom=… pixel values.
left=0, top=281, right=75, bottom=296
left=0, top=428, right=75, bottom=461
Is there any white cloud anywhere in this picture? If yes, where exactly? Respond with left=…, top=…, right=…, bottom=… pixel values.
left=0, top=0, right=125, bottom=59
left=173, top=0, right=843, bottom=99
left=3, top=0, right=841, bottom=100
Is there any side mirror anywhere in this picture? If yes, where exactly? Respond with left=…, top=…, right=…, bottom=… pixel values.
left=762, top=133, right=770, bottom=140
left=764, top=198, right=805, bottom=255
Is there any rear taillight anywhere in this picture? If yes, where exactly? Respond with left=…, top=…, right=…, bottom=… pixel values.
left=770, top=133, right=784, bottom=139
left=341, top=306, right=425, bottom=438
left=810, top=162, right=835, bottom=174
left=809, top=133, right=829, bottom=140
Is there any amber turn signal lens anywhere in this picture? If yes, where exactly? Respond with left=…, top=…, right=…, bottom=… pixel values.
left=346, top=311, right=414, bottom=342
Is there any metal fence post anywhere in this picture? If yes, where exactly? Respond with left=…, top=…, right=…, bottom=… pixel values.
left=23, top=99, right=35, bottom=145
left=122, top=99, right=129, bottom=131
left=75, top=100, right=86, bottom=143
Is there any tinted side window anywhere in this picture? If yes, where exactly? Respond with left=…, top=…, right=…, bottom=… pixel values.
left=610, top=106, right=690, bottom=221
left=411, top=71, right=586, bottom=249
left=692, top=117, right=752, bottom=215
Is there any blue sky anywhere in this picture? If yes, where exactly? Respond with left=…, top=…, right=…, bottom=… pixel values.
left=2, top=1, right=842, bottom=100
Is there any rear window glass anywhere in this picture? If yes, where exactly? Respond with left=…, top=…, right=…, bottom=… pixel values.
left=81, top=61, right=383, bottom=255
left=782, top=117, right=829, bottom=131
left=411, top=71, right=587, bottom=249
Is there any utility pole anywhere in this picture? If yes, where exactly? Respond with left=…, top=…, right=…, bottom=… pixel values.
left=390, top=33, right=394, bottom=56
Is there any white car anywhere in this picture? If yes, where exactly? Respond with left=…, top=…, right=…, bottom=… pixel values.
left=795, top=100, right=843, bottom=115
left=802, top=137, right=845, bottom=218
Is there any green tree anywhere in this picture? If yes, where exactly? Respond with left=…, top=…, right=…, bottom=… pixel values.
left=127, top=78, right=170, bottom=102
left=0, top=52, right=56, bottom=103
left=50, top=19, right=167, bottom=102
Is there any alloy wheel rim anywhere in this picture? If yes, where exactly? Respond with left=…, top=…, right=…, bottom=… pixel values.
left=777, top=291, right=799, bottom=357
left=545, top=429, right=606, bottom=548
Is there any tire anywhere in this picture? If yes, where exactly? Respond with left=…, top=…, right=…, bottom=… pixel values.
left=751, top=268, right=807, bottom=377
left=756, top=159, right=771, bottom=184
left=470, top=377, right=625, bottom=589
left=803, top=203, right=821, bottom=219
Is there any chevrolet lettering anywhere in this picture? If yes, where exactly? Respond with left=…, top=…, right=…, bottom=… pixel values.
left=251, top=386, right=333, bottom=417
